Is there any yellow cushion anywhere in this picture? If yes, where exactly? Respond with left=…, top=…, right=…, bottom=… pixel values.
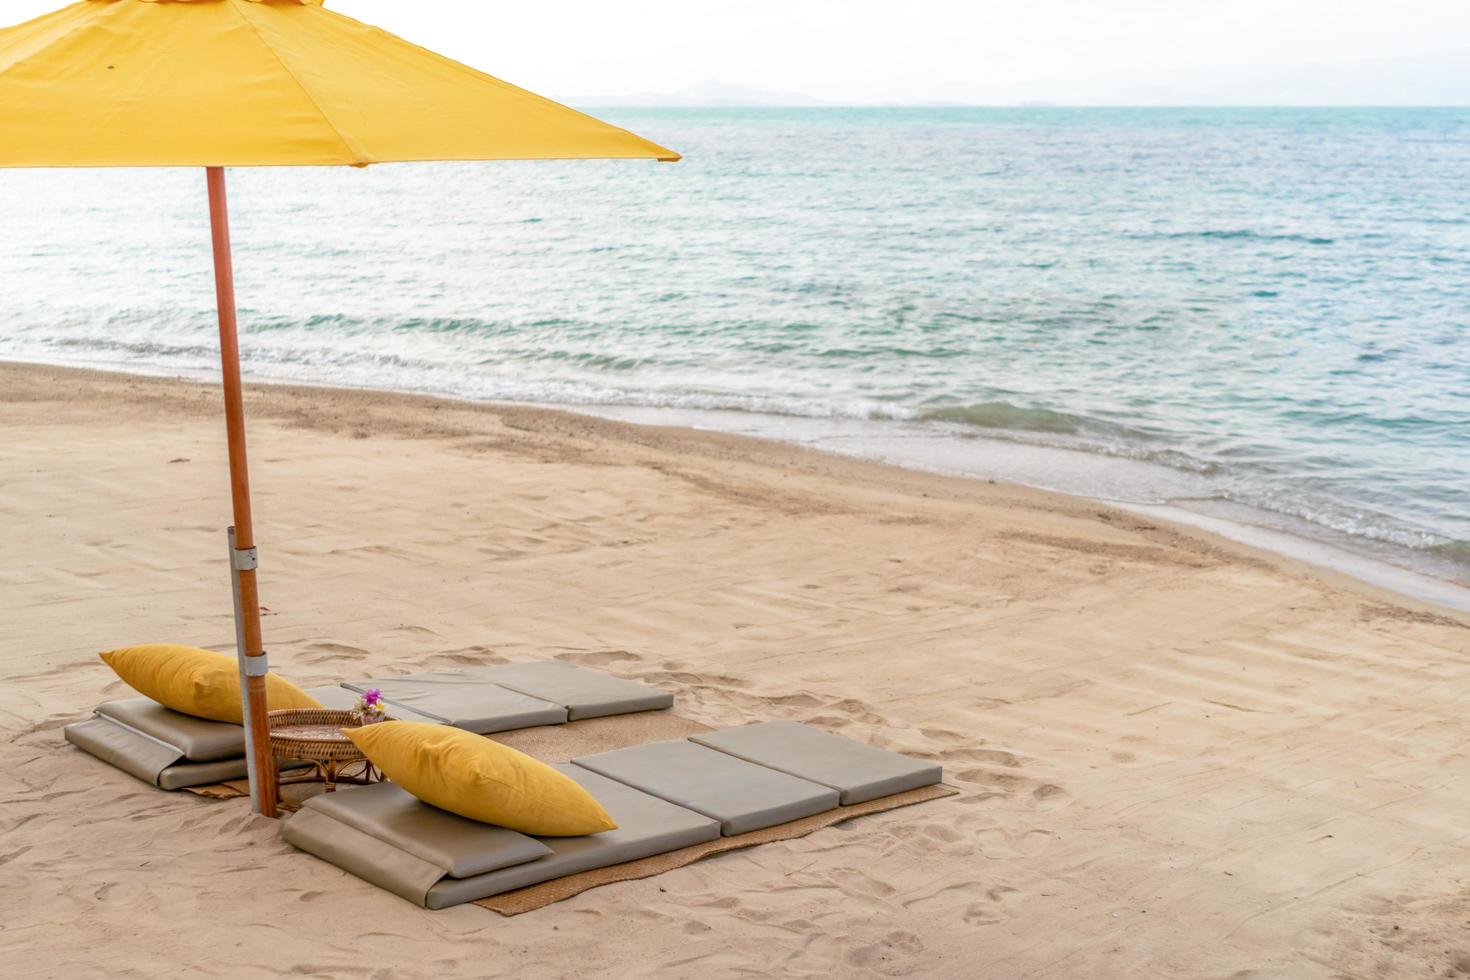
left=343, top=721, right=617, bottom=837
left=99, top=643, right=322, bottom=724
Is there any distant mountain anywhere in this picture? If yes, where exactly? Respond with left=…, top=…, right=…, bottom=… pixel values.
left=563, top=50, right=1470, bottom=109
left=1001, top=49, right=1470, bottom=107
left=565, top=79, right=829, bottom=108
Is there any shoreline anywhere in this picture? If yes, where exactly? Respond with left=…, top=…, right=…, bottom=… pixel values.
left=581, top=403, right=1470, bottom=615
left=7, top=354, right=1466, bottom=616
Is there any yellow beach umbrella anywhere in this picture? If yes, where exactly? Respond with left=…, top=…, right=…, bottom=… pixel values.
left=0, top=0, right=679, bottom=816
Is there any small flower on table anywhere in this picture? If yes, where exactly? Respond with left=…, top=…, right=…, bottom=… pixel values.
left=355, top=688, right=388, bottom=725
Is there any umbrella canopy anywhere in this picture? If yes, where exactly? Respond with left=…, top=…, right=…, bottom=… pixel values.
left=1, top=0, right=679, bottom=817
left=0, top=0, right=679, bottom=166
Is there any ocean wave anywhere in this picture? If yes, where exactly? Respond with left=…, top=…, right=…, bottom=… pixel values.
left=1143, top=230, right=1337, bottom=245
left=919, top=401, right=1152, bottom=440
left=1218, top=488, right=1456, bottom=554
left=1428, top=539, right=1470, bottom=570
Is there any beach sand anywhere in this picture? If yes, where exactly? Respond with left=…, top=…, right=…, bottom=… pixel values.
left=4, top=360, right=1469, bottom=979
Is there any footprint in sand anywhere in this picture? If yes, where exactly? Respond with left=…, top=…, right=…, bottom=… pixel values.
left=299, top=642, right=370, bottom=664
left=430, top=645, right=504, bottom=666
left=950, top=768, right=1028, bottom=792
left=975, top=827, right=1059, bottom=858
left=846, top=931, right=925, bottom=969
left=767, top=692, right=824, bottom=709
left=1030, top=783, right=1074, bottom=811
left=825, top=697, right=887, bottom=725
left=573, top=649, right=644, bottom=666
left=942, top=747, right=1021, bottom=768
left=645, top=670, right=717, bottom=687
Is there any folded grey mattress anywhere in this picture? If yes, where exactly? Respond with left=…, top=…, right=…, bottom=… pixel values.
left=61, top=686, right=349, bottom=790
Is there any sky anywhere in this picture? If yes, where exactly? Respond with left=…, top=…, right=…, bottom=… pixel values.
left=6, top=0, right=1470, bottom=104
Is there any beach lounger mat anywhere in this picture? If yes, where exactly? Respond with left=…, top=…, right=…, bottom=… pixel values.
left=426, top=765, right=720, bottom=909
left=63, top=715, right=299, bottom=789
left=282, top=766, right=721, bottom=909
left=65, top=716, right=185, bottom=785
left=278, top=712, right=956, bottom=910
left=491, top=711, right=712, bottom=763
left=308, top=685, right=442, bottom=725
left=475, top=662, right=673, bottom=720
left=305, top=781, right=552, bottom=879
left=474, top=782, right=958, bottom=916
left=573, top=739, right=840, bottom=835
left=282, top=808, right=447, bottom=906
left=93, top=698, right=245, bottom=762
left=691, top=720, right=942, bottom=804
left=69, top=688, right=353, bottom=788
left=341, top=671, right=567, bottom=734
left=88, top=687, right=402, bottom=761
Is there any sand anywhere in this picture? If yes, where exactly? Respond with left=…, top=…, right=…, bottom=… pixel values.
left=4, top=360, right=1469, bottom=979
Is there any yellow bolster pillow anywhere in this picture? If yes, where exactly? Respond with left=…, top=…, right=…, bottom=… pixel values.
left=99, top=643, right=322, bottom=724
left=343, top=721, right=617, bottom=837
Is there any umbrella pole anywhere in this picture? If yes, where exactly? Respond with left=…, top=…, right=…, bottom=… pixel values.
left=207, top=166, right=277, bottom=818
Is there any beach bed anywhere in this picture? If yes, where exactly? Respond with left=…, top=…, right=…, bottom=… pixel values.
left=281, top=722, right=942, bottom=909
left=64, top=663, right=673, bottom=789
left=339, top=661, right=673, bottom=732
left=62, top=686, right=359, bottom=790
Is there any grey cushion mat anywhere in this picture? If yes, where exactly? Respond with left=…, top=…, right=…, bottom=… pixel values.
left=341, top=671, right=567, bottom=734
left=307, top=685, right=442, bottom=725
left=280, top=809, right=449, bottom=907
left=63, top=715, right=303, bottom=790
left=94, top=698, right=246, bottom=763
left=73, top=661, right=667, bottom=783
left=573, top=739, right=840, bottom=836
left=84, top=687, right=434, bottom=764
left=691, top=721, right=942, bottom=805
left=65, top=716, right=186, bottom=785
left=282, top=764, right=720, bottom=909
left=159, top=756, right=254, bottom=791
left=471, top=662, right=674, bottom=721
left=304, top=782, right=551, bottom=879
left=424, top=765, right=720, bottom=909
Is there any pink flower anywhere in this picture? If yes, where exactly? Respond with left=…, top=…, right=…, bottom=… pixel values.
left=362, top=688, right=382, bottom=706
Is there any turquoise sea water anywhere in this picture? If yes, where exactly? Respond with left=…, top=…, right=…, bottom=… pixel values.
left=1, top=108, right=1467, bottom=585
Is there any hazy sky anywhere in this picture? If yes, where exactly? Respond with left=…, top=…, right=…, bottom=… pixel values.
left=6, top=0, right=1470, bottom=103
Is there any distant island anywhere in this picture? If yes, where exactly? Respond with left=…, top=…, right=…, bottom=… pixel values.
left=565, top=49, right=1470, bottom=108
left=564, top=80, right=830, bottom=108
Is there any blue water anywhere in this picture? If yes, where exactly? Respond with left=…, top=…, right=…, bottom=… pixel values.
left=2, top=108, right=1468, bottom=583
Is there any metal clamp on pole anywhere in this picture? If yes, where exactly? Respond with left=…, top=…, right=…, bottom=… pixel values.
left=232, top=546, right=259, bottom=571
left=242, top=653, right=271, bottom=677
left=227, top=525, right=263, bottom=813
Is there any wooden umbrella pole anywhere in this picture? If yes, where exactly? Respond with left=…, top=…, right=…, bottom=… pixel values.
left=207, top=166, right=277, bottom=818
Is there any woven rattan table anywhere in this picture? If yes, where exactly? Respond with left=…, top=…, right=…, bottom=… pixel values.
left=269, top=709, right=383, bottom=792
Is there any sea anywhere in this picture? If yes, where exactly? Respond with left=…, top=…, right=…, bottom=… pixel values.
left=2, top=107, right=1467, bottom=606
